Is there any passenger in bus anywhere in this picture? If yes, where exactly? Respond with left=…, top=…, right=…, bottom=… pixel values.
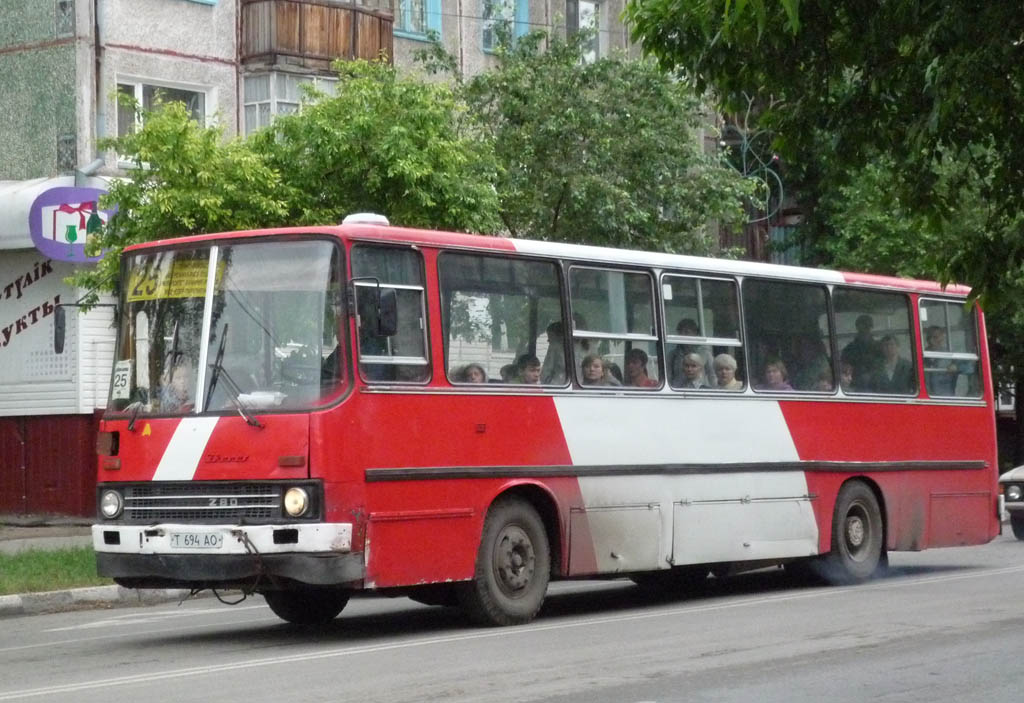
left=500, top=364, right=517, bottom=383
left=159, top=359, right=194, bottom=412
left=625, top=348, right=658, bottom=387
left=839, top=361, right=854, bottom=391
left=756, top=358, right=793, bottom=391
left=515, top=354, right=542, bottom=384
left=713, top=353, right=743, bottom=390
left=792, top=336, right=833, bottom=392
left=581, top=353, right=621, bottom=386
left=458, top=363, right=488, bottom=383
left=924, top=326, right=972, bottom=396
left=540, top=321, right=567, bottom=384
left=676, top=353, right=711, bottom=389
left=873, top=335, right=915, bottom=394
left=841, top=314, right=883, bottom=390
left=669, top=318, right=715, bottom=387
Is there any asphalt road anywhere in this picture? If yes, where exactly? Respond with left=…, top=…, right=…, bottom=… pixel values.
left=3, top=534, right=1024, bottom=703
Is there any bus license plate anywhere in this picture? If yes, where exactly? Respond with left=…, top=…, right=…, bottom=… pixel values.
left=169, top=532, right=224, bottom=549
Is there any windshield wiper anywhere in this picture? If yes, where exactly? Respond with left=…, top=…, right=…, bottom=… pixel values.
left=203, top=323, right=263, bottom=428
left=126, top=400, right=144, bottom=432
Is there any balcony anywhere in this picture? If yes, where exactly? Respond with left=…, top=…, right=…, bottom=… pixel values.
left=241, top=0, right=395, bottom=69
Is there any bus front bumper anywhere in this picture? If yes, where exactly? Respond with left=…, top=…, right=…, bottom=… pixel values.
left=92, top=523, right=363, bottom=588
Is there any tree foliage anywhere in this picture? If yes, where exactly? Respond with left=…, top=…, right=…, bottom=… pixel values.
left=73, top=60, right=501, bottom=301
left=625, top=0, right=1024, bottom=305
left=252, top=59, right=502, bottom=233
left=76, top=102, right=292, bottom=303
left=460, top=32, right=755, bottom=254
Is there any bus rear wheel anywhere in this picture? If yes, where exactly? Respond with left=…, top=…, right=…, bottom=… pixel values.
left=459, top=497, right=550, bottom=626
left=263, top=587, right=350, bottom=625
left=821, top=481, right=884, bottom=585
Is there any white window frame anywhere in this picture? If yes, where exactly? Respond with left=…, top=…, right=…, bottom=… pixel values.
left=115, top=77, right=211, bottom=166
left=243, top=72, right=338, bottom=135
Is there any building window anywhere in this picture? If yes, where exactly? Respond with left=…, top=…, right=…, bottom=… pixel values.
left=483, top=0, right=527, bottom=51
left=396, top=0, right=441, bottom=38
left=117, top=82, right=207, bottom=138
left=243, top=73, right=337, bottom=135
left=566, top=0, right=601, bottom=62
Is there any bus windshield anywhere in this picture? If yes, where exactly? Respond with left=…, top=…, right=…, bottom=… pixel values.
left=108, top=238, right=343, bottom=416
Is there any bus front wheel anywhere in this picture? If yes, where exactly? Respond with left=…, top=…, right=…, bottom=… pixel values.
left=459, top=497, right=550, bottom=626
left=821, top=481, right=884, bottom=584
left=264, top=587, right=350, bottom=625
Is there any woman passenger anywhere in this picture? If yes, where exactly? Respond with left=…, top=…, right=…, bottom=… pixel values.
left=676, top=353, right=710, bottom=389
left=713, top=353, right=743, bottom=390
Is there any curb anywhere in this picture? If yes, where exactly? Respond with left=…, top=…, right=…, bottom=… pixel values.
left=0, top=585, right=197, bottom=619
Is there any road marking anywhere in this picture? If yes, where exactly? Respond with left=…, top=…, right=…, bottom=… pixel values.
left=42, top=605, right=268, bottom=633
left=3, top=563, right=1024, bottom=701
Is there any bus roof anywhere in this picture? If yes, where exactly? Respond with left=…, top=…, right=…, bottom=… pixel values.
left=125, top=223, right=972, bottom=297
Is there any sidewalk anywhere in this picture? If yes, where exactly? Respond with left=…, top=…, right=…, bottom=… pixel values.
left=0, top=514, right=194, bottom=618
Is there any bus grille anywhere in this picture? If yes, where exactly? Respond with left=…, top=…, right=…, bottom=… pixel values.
left=120, top=482, right=282, bottom=523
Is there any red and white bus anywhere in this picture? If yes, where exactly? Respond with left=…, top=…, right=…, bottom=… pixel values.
left=89, top=215, right=999, bottom=626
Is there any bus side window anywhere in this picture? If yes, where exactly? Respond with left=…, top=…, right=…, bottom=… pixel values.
left=662, top=274, right=743, bottom=391
left=569, top=267, right=660, bottom=389
left=834, top=289, right=916, bottom=395
left=920, top=299, right=982, bottom=398
left=438, top=252, right=566, bottom=386
left=351, top=245, right=430, bottom=383
left=743, top=279, right=833, bottom=393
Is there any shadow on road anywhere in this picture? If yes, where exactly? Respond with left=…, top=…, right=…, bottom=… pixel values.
left=141, top=558, right=979, bottom=648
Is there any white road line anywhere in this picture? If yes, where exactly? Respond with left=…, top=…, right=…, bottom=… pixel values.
left=3, top=563, right=1024, bottom=701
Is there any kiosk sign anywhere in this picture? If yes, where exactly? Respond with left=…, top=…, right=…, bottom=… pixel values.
left=28, top=186, right=116, bottom=263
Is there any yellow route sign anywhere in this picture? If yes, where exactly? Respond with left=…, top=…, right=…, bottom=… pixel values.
left=127, top=260, right=224, bottom=302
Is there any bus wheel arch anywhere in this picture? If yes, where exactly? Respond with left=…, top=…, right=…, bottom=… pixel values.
left=820, top=478, right=886, bottom=584
left=458, top=490, right=554, bottom=626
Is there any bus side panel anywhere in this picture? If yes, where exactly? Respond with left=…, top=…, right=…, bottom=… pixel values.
left=787, top=400, right=999, bottom=552
left=320, top=393, right=576, bottom=588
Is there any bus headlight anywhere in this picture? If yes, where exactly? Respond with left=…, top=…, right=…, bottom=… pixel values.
left=283, top=487, right=310, bottom=517
left=1007, top=484, right=1023, bottom=502
left=100, top=490, right=124, bottom=519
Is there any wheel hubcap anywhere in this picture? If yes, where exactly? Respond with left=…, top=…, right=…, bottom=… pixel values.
left=493, top=525, right=535, bottom=596
left=844, top=502, right=870, bottom=560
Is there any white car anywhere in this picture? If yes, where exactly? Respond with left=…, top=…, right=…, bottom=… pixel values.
left=999, top=466, right=1024, bottom=540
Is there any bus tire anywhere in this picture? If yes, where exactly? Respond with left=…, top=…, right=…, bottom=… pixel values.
left=459, top=497, right=550, bottom=626
left=1011, top=515, right=1024, bottom=541
left=821, top=481, right=884, bottom=585
left=263, top=588, right=350, bottom=625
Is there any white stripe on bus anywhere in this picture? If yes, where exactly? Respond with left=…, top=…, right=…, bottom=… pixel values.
left=152, top=417, right=220, bottom=481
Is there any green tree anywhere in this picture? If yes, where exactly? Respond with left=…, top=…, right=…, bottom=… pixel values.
left=625, top=0, right=1024, bottom=306
left=253, top=59, right=501, bottom=233
left=459, top=32, right=755, bottom=254
left=72, top=59, right=502, bottom=301
left=75, top=102, right=292, bottom=303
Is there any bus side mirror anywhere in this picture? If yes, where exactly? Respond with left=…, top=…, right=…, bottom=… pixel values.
left=378, top=287, right=398, bottom=337
left=54, top=305, right=66, bottom=354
